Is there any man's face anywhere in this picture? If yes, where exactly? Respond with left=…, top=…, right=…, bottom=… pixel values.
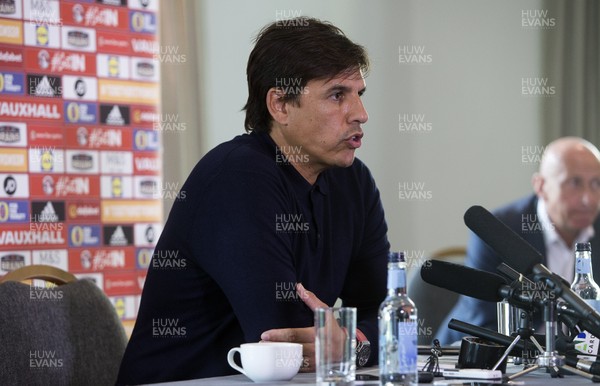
left=278, top=70, right=368, bottom=171
left=541, top=149, right=600, bottom=235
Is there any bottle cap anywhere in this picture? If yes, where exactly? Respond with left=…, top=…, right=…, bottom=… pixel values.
left=388, top=251, right=405, bottom=263
left=576, top=242, right=592, bottom=252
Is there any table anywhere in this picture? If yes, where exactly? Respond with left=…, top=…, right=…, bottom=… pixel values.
left=145, top=356, right=599, bottom=386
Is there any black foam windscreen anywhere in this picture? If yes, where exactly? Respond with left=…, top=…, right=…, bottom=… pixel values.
left=463, top=205, right=543, bottom=275
left=420, top=259, right=506, bottom=302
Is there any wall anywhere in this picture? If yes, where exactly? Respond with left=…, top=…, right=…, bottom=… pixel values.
left=186, top=0, right=548, bottom=276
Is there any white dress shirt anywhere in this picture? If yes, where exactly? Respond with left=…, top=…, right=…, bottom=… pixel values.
left=537, top=199, right=595, bottom=282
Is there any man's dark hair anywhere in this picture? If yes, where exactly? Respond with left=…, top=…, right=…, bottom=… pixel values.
left=243, top=17, right=369, bottom=134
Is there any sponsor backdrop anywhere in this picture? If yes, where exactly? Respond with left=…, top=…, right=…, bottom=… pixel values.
left=0, top=0, right=161, bottom=335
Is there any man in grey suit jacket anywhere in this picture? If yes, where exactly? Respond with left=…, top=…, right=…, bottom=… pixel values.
left=437, top=137, right=600, bottom=345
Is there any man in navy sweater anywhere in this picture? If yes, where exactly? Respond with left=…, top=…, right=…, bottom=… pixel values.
left=117, top=17, right=390, bottom=384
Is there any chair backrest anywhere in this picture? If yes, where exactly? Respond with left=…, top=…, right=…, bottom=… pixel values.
left=1, top=264, right=77, bottom=285
left=0, top=265, right=128, bottom=386
left=408, top=246, right=467, bottom=346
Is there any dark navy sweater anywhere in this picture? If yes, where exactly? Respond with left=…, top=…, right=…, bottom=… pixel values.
left=117, top=132, right=389, bottom=384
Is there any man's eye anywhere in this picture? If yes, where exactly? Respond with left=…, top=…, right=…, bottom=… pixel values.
left=566, top=177, right=583, bottom=189
left=332, top=92, right=343, bottom=101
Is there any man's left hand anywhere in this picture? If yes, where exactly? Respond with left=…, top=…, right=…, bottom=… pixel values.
left=260, top=283, right=326, bottom=372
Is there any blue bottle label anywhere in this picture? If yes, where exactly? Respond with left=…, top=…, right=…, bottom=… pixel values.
left=396, top=321, right=417, bottom=372
left=388, top=268, right=405, bottom=290
left=576, top=258, right=592, bottom=274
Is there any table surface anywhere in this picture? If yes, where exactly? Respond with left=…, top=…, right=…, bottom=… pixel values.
left=144, top=356, right=599, bottom=386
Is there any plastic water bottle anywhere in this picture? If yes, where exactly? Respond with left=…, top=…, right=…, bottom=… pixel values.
left=571, top=242, right=600, bottom=310
left=570, top=242, right=600, bottom=359
left=379, top=251, right=418, bottom=385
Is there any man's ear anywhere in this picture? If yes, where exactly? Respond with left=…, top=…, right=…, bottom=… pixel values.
left=266, top=87, right=289, bottom=125
left=532, top=172, right=544, bottom=198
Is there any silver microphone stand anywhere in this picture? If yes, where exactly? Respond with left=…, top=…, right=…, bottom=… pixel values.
left=506, top=291, right=598, bottom=381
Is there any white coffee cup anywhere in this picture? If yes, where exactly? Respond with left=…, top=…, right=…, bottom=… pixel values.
left=227, top=342, right=303, bottom=382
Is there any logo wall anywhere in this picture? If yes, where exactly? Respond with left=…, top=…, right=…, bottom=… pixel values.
left=0, top=0, right=161, bottom=331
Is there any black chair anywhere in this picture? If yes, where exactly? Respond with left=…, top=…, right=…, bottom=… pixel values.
left=0, top=265, right=128, bottom=386
left=408, top=247, right=466, bottom=345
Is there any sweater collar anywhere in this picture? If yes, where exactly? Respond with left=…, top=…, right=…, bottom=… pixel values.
left=256, top=132, right=330, bottom=196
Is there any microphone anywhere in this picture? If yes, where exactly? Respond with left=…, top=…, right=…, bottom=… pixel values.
left=420, top=259, right=506, bottom=302
left=421, top=259, right=600, bottom=362
left=463, top=205, right=600, bottom=338
left=421, top=260, right=543, bottom=311
left=446, top=319, right=536, bottom=357
left=420, top=260, right=595, bottom=333
left=463, top=205, right=542, bottom=274
left=449, top=319, right=600, bottom=380
left=565, top=356, right=600, bottom=377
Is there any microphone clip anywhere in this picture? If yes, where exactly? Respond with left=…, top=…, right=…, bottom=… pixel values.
left=422, top=339, right=443, bottom=376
